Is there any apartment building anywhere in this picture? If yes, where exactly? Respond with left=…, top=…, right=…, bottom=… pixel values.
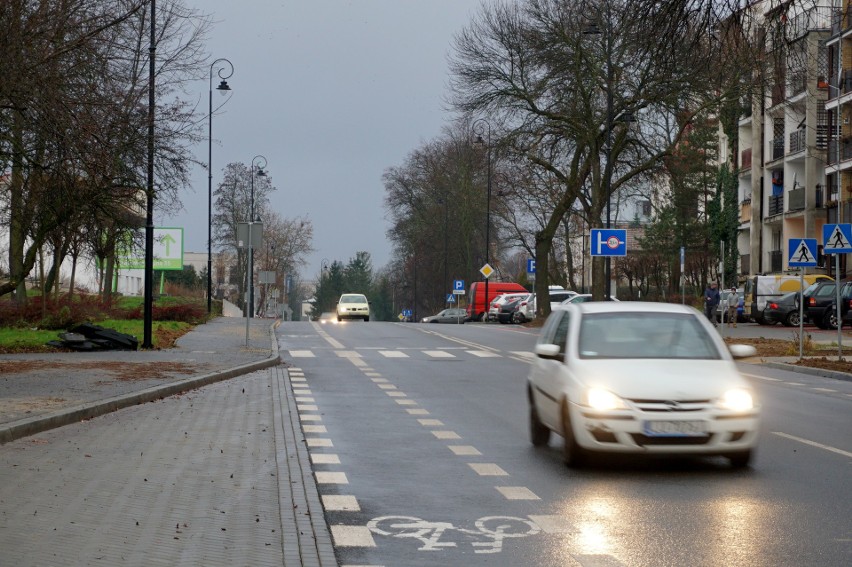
left=723, top=1, right=835, bottom=279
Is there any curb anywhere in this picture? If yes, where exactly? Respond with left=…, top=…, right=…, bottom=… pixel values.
left=759, top=361, right=852, bottom=382
left=0, top=323, right=281, bottom=445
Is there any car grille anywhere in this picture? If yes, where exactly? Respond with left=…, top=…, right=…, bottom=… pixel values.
left=631, top=433, right=714, bottom=446
left=628, top=399, right=712, bottom=412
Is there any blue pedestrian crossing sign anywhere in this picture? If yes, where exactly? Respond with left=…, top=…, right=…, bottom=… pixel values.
left=590, top=229, right=627, bottom=257
left=788, top=238, right=817, bottom=267
left=823, top=223, right=852, bottom=254
left=446, top=294, right=456, bottom=303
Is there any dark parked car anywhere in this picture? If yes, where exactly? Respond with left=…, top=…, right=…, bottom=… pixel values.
left=805, top=280, right=852, bottom=330
left=421, top=308, right=466, bottom=324
left=497, top=295, right=534, bottom=324
left=762, top=291, right=802, bottom=327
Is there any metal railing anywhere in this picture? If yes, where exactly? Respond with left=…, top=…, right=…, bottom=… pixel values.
left=788, top=129, right=806, bottom=154
left=768, top=194, right=784, bottom=216
left=740, top=199, right=752, bottom=223
left=770, top=136, right=785, bottom=161
left=740, top=147, right=752, bottom=170
left=827, top=140, right=852, bottom=164
left=769, top=250, right=783, bottom=273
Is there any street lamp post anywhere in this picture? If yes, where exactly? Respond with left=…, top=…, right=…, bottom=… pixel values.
left=249, top=155, right=267, bottom=318
left=142, top=0, right=156, bottom=349
left=207, top=58, right=234, bottom=314
left=473, top=118, right=492, bottom=321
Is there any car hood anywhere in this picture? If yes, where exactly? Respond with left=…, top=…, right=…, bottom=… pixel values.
left=572, top=358, right=748, bottom=400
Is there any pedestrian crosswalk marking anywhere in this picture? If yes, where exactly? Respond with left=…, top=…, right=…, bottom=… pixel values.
left=468, top=350, right=501, bottom=357
left=496, top=486, right=540, bottom=500
left=424, top=350, right=455, bottom=358
left=380, top=350, right=409, bottom=358
left=289, top=350, right=315, bottom=358
left=330, top=525, right=376, bottom=547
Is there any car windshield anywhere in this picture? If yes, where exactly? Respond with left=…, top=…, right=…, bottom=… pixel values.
left=578, top=312, right=721, bottom=360
left=341, top=295, right=367, bottom=303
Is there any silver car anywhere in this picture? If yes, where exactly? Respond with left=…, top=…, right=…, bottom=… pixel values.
left=421, top=308, right=466, bottom=324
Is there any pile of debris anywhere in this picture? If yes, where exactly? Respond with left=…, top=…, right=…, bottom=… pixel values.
left=48, top=323, right=139, bottom=351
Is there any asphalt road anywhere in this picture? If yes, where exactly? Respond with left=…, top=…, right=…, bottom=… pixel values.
left=286, top=319, right=852, bottom=567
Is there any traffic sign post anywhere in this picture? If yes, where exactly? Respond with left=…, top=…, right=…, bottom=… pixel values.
left=788, top=238, right=818, bottom=360
left=822, top=225, right=851, bottom=360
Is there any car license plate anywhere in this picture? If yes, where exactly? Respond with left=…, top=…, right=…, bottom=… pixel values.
left=643, top=420, right=707, bottom=437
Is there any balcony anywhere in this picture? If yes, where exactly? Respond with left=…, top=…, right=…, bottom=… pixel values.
left=740, top=147, right=752, bottom=171
left=768, top=194, right=784, bottom=217
left=827, top=139, right=852, bottom=164
left=788, top=129, right=806, bottom=154
left=786, top=71, right=807, bottom=98
left=769, top=137, right=785, bottom=161
left=816, top=184, right=825, bottom=208
left=769, top=250, right=783, bottom=273
left=740, top=199, right=752, bottom=223
left=788, top=186, right=805, bottom=211
left=831, top=8, right=852, bottom=34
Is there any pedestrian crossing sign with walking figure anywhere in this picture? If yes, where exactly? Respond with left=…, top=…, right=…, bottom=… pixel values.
left=788, top=238, right=817, bottom=267
left=822, top=224, right=852, bottom=254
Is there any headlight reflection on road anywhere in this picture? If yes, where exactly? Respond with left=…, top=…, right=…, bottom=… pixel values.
left=568, top=494, right=619, bottom=557
left=708, top=496, right=770, bottom=565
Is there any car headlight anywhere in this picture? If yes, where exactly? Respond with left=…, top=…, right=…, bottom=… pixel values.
left=719, top=389, right=754, bottom=412
left=585, top=388, right=628, bottom=411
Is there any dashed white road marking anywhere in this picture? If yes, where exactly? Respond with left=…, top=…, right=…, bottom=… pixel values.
left=300, top=414, right=322, bottom=421
left=289, top=350, right=315, bottom=358
left=432, top=430, right=461, bottom=440
left=316, top=472, right=349, bottom=484
left=293, top=389, right=312, bottom=395
left=468, top=463, right=508, bottom=476
left=418, top=419, right=444, bottom=426
left=424, top=350, right=455, bottom=358
left=772, top=432, right=852, bottom=458
left=377, top=384, right=397, bottom=390
left=295, top=397, right=315, bottom=403
left=380, top=350, right=409, bottom=358
left=290, top=377, right=307, bottom=382
left=331, top=525, right=376, bottom=547
left=306, top=438, right=334, bottom=448
left=322, top=495, right=360, bottom=512
left=303, top=425, right=327, bottom=433
left=468, top=350, right=501, bottom=358
left=310, top=453, right=340, bottom=464
left=528, top=515, right=576, bottom=534
left=811, top=387, right=837, bottom=393
left=407, top=409, right=430, bottom=415
left=386, top=391, right=406, bottom=397
left=364, top=372, right=382, bottom=377
left=742, top=373, right=780, bottom=381
left=449, top=445, right=481, bottom=456
left=297, top=404, right=319, bottom=411
left=496, top=486, right=540, bottom=500
left=395, top=399, right=417, bottom=406
left=371, top=378, right=389, bottom=383
left=786, top=382, right=804, bottom=386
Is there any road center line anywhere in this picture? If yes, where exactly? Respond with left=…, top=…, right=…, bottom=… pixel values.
left=772, top=431, right=852, bottom=458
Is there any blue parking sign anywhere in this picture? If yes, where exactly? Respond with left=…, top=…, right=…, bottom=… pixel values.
left=527, top=259, right=536, bottom=274
left=453, top=280, right=465, bottom=291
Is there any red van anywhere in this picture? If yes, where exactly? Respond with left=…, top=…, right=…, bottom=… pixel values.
left=466, top=281, right=528, bottom=321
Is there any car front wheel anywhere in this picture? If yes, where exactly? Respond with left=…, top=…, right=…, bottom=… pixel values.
left=529, top=395, right=550, bottom=447
left=561, top=400, right=586, bottom=468
left=727, top=450, right=752, bottom=469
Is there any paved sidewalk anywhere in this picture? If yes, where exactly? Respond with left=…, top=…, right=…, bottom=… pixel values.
left=0, top=316, right=337, bottom=566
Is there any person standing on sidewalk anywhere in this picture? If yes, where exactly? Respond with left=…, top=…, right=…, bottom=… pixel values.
left=726, top=287, right=739, bottom=328
left=704, top=282, right=720, bottom=323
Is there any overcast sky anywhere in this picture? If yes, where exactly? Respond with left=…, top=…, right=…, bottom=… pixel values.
left=162, top=0, right=486, bottom=282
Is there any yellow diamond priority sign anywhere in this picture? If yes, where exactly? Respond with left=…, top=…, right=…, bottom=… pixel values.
left=480, top=263, right=494, bottom=279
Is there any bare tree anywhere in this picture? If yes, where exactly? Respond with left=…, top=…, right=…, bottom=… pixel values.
left=449, top=0, right=763, bottom=313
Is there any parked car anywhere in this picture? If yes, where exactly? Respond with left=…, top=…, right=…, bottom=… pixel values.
left=496, top=294, right=535, bottom=324
left=488, top=292, right=530, bottom=321
left=527, top=302, right=760, bottom=468
left=762, top=291, right=803, bottom=327
left=421, top=308, right=466, bottom=324
left=336, top=293, right=370, bottom=322
left=715, top=289, right=746, bottom=323
left=804, top=280, right=852, bottom=329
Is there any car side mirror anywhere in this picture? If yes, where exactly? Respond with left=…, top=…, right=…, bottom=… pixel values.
left=534, top=343, right=562, bottom=360
left=728, top=344, right=757, bottom=359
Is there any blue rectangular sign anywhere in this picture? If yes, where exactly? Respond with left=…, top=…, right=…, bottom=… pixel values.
left=788, top=238, right=817, bottom=267
left=590, top=229, right=627, bottom=257
left=527, top=259, right=536, bottom=274
left=453, top=279, right=465, bottom=291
